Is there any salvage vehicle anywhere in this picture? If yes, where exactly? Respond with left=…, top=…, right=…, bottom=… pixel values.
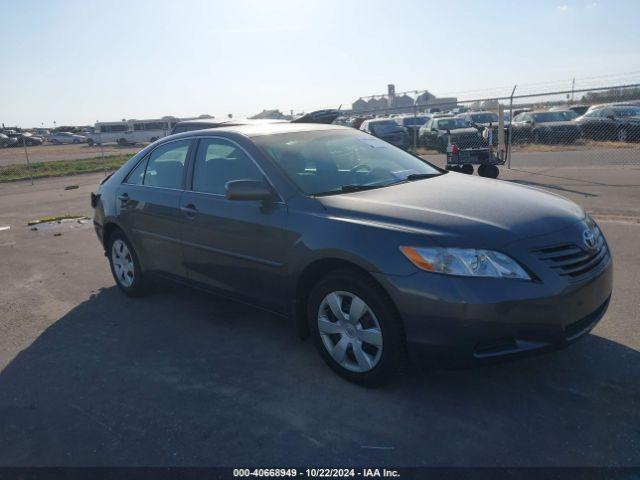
left=360, top=119, right=409, bottom=149
left=49, top=132, right=87, bottom=144
left=394, top=115, right=429, bottom=146
left=511, top=111, right=581, bottom=144
left=0, top=133, right=19, bottom=148
left=419, top=116, right=484, bottom=152
left=5, top=132, right=43, bottom=146
left=575, top=105, right=640, bottom=142
left=91, top=123, right=612, bottom=385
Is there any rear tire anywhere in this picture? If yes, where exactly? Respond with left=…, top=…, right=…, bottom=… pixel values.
left=87, top=139, right=95, bottom=146
left=107, top=230, right=146, bottom=297
left=478, top=164, right=499, bottom=179
left=308, top=269, right=407, bottom=387
left=459, top=164, right=473, bottom=175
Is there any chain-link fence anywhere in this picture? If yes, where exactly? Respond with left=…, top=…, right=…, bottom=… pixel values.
left=0, top=132, right=140, bottom=184
left=328, top=82, right=640, bottom=174
left=3, top=80, right=640, bottom=184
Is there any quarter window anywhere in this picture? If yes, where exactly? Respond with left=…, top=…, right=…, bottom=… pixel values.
left=192, top=138, right=264, bottom=195
left=124, top=157, right=148, bottom=185
left=142, top=140, right=190, bottom=189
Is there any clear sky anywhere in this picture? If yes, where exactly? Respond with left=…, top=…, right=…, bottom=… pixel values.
left=1, top=0, right=639, bottom=127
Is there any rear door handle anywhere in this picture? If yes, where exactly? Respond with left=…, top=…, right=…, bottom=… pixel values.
left=181, top=203, right=198, bottom=218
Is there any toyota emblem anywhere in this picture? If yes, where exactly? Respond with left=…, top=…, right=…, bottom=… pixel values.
left=582, top=229, right=597, bottom=252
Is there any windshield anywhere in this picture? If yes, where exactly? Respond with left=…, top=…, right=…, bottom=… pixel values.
left=370, top=121, right=402, bottom=135
left=254, top=130, right=442, bottom=195
left=401, top=116, right=428, bottom=126
left=613, top=107, right=640, bottom=117
left=531, top=112, right=569, bottom=122
left=470, top=113, right=499, bottom=123
left=436, top=118, right=469, bottom=130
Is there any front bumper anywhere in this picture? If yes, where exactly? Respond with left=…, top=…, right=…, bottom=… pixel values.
left=373, top=256, right=613, bottom=362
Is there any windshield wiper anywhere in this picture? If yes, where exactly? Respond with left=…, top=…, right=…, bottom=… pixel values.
left=313, top=184, right=386, bottom=196
left=405, top=173, right=442, bottom=181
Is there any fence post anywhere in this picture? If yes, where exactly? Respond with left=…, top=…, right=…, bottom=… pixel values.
left=22, top=138, right=34, bottom=185
left=100, top=132, right=106, bottom=176
left=507, top=84, right=517, bottom=169
left=413, top=102, right=418, bottom=151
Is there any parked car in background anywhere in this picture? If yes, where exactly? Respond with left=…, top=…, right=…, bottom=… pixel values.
left=511, top=111, right=581, bottom=144
left=456, top=111, right=506, bottom=144
left=419, top=116, right=483, bottom=152
left=49, top=131, right=87, bottom=144
left=360, top=119, right=409, bottom=149
left=550, top=105, right=590, bottom=116
left=575, top=105, right=640, bottom=142
left=552, top=109, right=580, bottom=121
left=92, top=123, right=612, bottom=385
left=0, top=133, right=19, bottom=148
left=394, top=115, right=429, bottom=144
left=5, top=132, right=43, bottom=146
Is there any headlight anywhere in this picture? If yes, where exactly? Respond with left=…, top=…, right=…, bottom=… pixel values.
left=400, top=246, right=531, bottom=280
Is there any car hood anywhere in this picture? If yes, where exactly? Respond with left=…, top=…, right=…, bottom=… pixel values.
left=317, top=173, right=585, bottom=248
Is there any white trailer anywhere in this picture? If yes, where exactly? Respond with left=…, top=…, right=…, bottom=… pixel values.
left=86, top=117, right=179, bottom=146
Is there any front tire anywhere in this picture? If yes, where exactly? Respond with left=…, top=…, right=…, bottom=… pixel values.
left=308, top=269, right=406, bottom=386
left=618, top=128, right=628, bottom=142
left=107, top=230, right=146, bottom=297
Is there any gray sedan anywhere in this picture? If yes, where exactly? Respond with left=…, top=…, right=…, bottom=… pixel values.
left=49, top=132, right=87, bottom=144
left=91, top=124, right=612, bottom=385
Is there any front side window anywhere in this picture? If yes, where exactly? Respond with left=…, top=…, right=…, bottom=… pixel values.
left=143, top=140, right=190, bottom=189
left=192, top=138, right=264, bottom=195
left=254, top=129, right=441, bottom=196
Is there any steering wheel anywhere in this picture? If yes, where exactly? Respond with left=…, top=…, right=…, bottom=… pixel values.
left=350, top=163, right=372, bottom=174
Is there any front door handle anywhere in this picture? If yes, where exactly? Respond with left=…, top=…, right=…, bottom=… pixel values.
left=181, top=203, right=198, bottom=218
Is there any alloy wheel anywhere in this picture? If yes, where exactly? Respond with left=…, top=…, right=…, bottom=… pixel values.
left=111, top=239, right=135, bottom=287
left=618, top=129, right=627, bottom=142
left=317, top=291, right=383, bottom=373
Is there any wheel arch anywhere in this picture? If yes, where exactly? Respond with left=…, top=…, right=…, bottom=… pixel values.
left=293, top=257, right=402, bottom=340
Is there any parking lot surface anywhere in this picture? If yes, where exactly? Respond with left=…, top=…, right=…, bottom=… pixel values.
left=0, top=164, right=638, bottom=466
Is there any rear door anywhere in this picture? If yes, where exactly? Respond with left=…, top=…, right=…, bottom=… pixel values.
left=179, top=136, right=289, bottom=312
left=116, top=138, right=193, bottom=278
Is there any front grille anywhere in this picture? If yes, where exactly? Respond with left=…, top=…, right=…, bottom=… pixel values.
left=531, top=232, right=608, bottom=279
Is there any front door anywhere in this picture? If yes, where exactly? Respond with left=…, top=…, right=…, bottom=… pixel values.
left=180, top=137, right=290, bottom=312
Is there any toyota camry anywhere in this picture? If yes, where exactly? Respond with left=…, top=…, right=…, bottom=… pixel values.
left=91, top=123, right=613, bottom=385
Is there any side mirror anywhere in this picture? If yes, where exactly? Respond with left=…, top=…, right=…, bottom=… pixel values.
left=225, top=180, right=272, bottom=201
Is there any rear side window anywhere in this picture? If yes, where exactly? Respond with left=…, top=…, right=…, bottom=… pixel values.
left=192, top=138, right=263, bottom=195
left=142, top=140, right=190, bottom=189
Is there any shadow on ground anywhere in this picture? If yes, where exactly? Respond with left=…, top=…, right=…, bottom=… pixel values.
left=0, top=286, right=638, bottom=466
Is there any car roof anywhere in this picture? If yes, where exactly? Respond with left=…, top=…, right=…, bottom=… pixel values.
left=181, top=122, right=349, bottom=138
left=175, top=118, right=287, bottom=126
